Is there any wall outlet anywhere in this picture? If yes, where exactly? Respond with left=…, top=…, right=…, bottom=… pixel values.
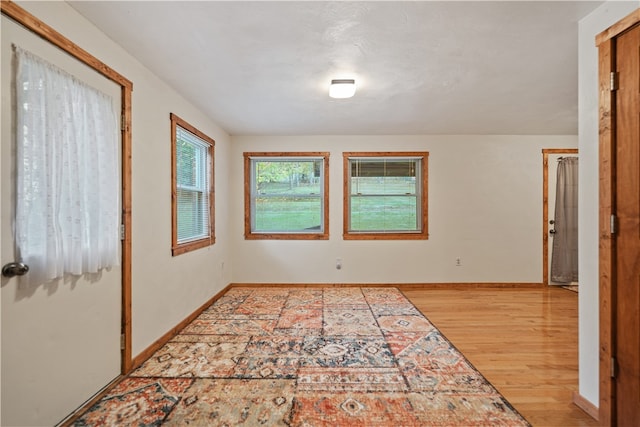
left=455, top=257, right=462, bottom=267
left=336, top=258, right=342, bottom=270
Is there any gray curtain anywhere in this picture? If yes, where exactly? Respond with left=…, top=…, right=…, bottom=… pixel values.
left=551, top=157, right=579, bottom=283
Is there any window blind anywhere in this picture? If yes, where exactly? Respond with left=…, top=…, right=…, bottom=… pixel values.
left=176, top=126, right=210, bottom=243
left=350, top=158, right=418, bottom=178
left=348, top=156, right=421, bottom=232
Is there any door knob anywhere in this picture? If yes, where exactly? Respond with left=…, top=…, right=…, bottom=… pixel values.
left=549, top=229, right=557, bottom=235
left=2, top=262, right=29, bottom=278
left=549, top=220, right=555, bottom=225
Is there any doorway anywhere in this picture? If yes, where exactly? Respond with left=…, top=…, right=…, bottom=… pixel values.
left=542, top=148, right=578, bottom=286
left=0, top=3, right=133, bottom=426
left=597, top=10, right=640, bottom=426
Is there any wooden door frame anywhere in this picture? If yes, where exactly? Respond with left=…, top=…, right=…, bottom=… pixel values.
left=596, top=9, right=640, bottom=427
left=542, top=148, right=578, bottom=286
left=0, top=1, right=134, bottom=373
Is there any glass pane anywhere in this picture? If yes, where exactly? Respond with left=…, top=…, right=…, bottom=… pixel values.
left=175, top=125, right=210, bottom=243
left=177, top=142, right=197, bottom=187
left=177, top=188, right=207, bottom=242
left=350, top=195, right=417, bottom=231
left=254, top=196, right=322, bottom=231
left=350, top=176, right=416, bottom=195
left=251, top=158, right=323, bottom=233
left=177, top=128, right=208, bottom=190
left=255, top=160, right=322, bottom=196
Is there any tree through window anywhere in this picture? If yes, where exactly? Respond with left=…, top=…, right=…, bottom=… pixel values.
left=244, top=152, right=329, bottom=240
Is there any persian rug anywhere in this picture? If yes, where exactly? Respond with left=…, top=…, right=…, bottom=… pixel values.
left=73, top=287, right=530, bottom=426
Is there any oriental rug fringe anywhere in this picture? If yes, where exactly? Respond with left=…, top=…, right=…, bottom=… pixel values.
left=73, top=287, right=530, bottom=426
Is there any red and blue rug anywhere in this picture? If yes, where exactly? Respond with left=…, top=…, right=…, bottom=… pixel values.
left=74, top=287, right=530, bottom=426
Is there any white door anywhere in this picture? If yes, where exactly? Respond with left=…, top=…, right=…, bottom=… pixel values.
left=1, top=15, right=122, bottom=426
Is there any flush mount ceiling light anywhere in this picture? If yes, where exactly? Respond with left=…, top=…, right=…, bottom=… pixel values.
left=329, top=79, right=356, bottom=99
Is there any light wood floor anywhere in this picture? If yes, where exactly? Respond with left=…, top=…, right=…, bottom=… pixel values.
left=402, top=286, right=599, bottom=427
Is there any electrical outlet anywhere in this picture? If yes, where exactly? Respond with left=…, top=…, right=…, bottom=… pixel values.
left=456, top=257, right=462, bottom=267
left=336, top=258, right=342, bottom=270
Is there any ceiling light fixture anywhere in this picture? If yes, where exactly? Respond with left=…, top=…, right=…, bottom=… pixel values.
left=329, top=79, right=356, bottom=99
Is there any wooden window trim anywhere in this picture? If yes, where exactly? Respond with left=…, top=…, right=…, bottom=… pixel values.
left=243, top=152, right=330, bottom=240
left=171, top=113, right=215, bottom=255
left=343, top=151, right=429, bottom=240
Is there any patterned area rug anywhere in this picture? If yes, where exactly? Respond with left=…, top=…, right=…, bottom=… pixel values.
left=74, top=287, right=530, bottom=426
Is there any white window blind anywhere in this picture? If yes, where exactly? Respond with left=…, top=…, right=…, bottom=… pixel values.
left=176, top=126, right=211, bottom=243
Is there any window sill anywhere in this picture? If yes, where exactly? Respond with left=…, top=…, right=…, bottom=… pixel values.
left=245, top=232, right=329, bottom=240
left=343, top=232, right=428, bottom=240
left=172, top=237, right=215, bottom=256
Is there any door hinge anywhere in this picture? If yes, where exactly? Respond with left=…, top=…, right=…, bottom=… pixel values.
left=610, top=214, right=617, bottom=235
left=120, top=223, right=125, bottom=241
left=611, top=357, right=616, bottom=378
left=120, top=334, right=126, bottom=350
left=610, top=72, right=619, bottom=91
left=121, top=115, right=126, bottom=131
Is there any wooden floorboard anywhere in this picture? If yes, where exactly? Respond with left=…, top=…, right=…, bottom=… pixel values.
left=402, top=286, right=598, bottom=427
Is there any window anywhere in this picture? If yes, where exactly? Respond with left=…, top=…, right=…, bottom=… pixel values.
left=244, top=152, right=329, bottom=240
left=343, top=152, right=428, bottom=240
left=171, top=113, right=215, bottom=255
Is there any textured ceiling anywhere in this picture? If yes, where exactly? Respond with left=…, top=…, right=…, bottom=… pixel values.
left=68, top=1, right=605, bottom=136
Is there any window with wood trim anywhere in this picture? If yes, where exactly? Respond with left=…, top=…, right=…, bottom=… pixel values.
left=171, top=113, right=215, bottom=255
left=343, top=152, right=428, bottom=240
left=244, top=152, right=329, bottom=240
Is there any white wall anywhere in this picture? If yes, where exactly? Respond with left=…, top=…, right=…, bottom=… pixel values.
left=577, top=0, right=639, bottom=408
left=2, top=2, right=232, bottom=425
left=231, top=135, right=577, bottom=284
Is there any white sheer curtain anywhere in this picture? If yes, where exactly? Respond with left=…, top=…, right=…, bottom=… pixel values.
left=15, top=46, right=120, bottom=284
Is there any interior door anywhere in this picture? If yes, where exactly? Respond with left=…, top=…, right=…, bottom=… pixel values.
left=614, top=21, right=640, bottom=425
left=1, top=15, right=122, bottom=427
